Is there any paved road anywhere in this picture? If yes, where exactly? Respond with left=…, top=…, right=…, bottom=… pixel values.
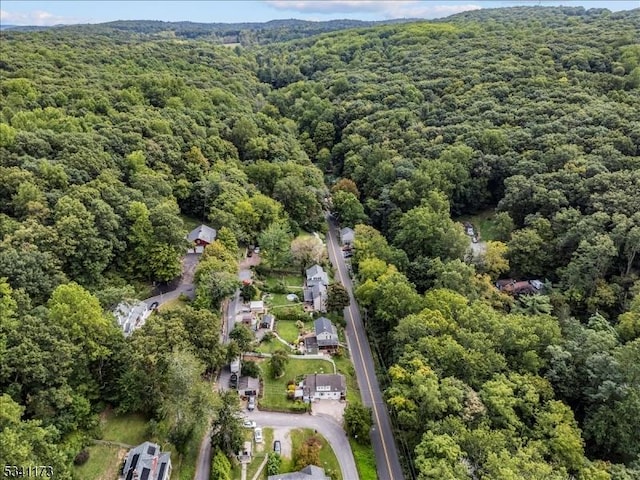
left=194, top=251, right=257, bottom=480
left=244, top=410, right=359, bottom=480
left=326, top=214, right=405, bottom=480
left=143, top=253, right=199, bottom=307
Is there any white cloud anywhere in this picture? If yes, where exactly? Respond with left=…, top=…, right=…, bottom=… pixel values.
left=0, top=9, right=87, bottom=26
left=265, top=1, right=481, bottom=19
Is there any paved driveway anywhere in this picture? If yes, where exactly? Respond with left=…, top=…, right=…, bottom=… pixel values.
left=311, top=400, right=346, bottom=424
left=244, top=410, right=358, bottom=480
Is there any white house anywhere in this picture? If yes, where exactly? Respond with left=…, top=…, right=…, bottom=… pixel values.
left=302, top=373, right=346, bottom=402
left=314, top=317, right=339, bottom=351
left=339, top=227, right=355, bottom=246
left=114, top=301, right=152, bottom=336
left=305, top=264, right=329, bottom=287
left=250, top=300, right=265, bottom=314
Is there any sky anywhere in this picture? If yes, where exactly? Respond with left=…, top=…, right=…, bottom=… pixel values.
left=1, top=1, right=638, bottom=26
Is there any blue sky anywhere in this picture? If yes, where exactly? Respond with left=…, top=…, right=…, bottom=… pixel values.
left=1, top=1, right=637, bottom=26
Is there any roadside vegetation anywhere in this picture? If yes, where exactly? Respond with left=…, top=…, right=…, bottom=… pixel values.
left=2, top=5, right=639, bottom=479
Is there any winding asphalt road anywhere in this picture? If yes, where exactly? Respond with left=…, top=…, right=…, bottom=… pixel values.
left=326, top=214, right=405, bottom=480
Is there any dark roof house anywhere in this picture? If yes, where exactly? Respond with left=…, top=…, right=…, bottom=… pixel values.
left=123, top=441, right=171, bottom=480
left=268, top=465, right=330, bottom=480
left=314, top=317, right=339, bottom=348
left=187, top=224, right=217, bottom=252
left=303, top=283, right=327, bottom=313
left=238, top=376, right=260, bottom=397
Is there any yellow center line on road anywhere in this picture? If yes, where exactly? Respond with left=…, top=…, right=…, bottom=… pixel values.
left=327, top=225, right=394, bottom=480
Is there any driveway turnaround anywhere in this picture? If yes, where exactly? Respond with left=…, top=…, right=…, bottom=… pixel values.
left=245, top=410, right=358, bottom=480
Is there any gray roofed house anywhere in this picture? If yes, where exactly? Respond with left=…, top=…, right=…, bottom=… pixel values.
left=238, top=376, right=260, bottom=397
left=314, top=317, right=339, bottom=349
left=114, top=301, right=152, bottom=336
left=268, top=465, right=330, bottom=480
left=305, top=264, right=329, bottom=287
left=260, top=314, right=275, bottom=329
left=123, top=441, right=171, bottom=480
left=303, top=373, right=346, bottom=402
left=303, top=283, right=327, bottom=313
left=339, top=227, right=355, bottom=246
left=187, top=224, right=217, bottom=253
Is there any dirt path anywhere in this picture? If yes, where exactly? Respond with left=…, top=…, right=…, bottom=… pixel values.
left=272, top=427, right=293, bottom=459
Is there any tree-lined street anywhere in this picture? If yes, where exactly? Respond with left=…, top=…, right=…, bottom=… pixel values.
left=326, top=214, right=405, bottom=480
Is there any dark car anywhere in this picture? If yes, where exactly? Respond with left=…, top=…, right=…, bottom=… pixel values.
left=229, top=373, right=238, bottom=389
left=149, top=301, right=159, bottom=310
left=273, top=440, right=281, bottom=454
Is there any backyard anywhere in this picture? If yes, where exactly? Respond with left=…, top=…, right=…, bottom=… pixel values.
left=73, top=444, right=125, bottom=480
left=74, top=409, right=202, bottom=480
left=280, top=429, right=342, bottom=480
left=456, top=209, right=500, bottom=241
left=259, top=358, right=335, bottom=412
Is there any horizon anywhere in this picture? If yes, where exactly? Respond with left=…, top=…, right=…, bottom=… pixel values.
left=1, top=1, right=638, bottom=27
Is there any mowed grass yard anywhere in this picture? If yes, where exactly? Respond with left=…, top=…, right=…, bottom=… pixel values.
left=256, top=337, right=293, bottom=354
left=87, top=409, right=202, bottom=480
left=278, top=429, right=342, bottom=480
left=263, top=273, right=303, bottom=291
left=101, top=410, right=148, bottom=445
left=456, top=209, right=501, bottom=241
left=259, top=358, right=334, bottom=411
left=274, top=319, right=303, bottom=344
left=73, top=444, right=125, bottom=480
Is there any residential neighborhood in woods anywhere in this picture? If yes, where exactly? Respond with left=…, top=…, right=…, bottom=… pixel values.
left=1, top=3, right=639, bottom=480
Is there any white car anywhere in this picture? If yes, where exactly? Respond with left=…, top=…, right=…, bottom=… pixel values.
left=254, top=427, right=263, bottom=443
left=243, top=420, right=256, bottom=429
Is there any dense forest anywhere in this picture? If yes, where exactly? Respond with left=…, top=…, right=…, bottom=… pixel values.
left=1, top=5, right=640, bottom=479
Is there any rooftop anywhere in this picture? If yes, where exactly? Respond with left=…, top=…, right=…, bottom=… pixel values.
left=267, top=465, right=330, bottom=480
left=187, top=224, right=217, bottom=244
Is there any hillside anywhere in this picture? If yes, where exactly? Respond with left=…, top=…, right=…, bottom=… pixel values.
left=1, top=6, right=639, bottom=479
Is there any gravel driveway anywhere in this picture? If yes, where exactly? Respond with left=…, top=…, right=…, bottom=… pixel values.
left=271, top=427, right=293, bottom=459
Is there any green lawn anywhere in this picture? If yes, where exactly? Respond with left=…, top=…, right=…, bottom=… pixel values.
left=263, top=274, right=303, bottom=290
left=456, top=209, right=500, bottom=241
left=349, top=438, right=377, bottom=480
left=157, top=296, right=187, bottom=312
left=180, top=213, right=204, bottom=232
left=256, top=337, right=293, bottom=354
left=334, top=357, right=360, bottom=404
left=266, top=293, right=295, bottom=308
left=98, top=409, right=202, bottom=480
left=73, top=444, right=124, bottom=480
left=100, top=411, right=148, bottom=446
left=274, top=319, right=304, bottom=344
left=288, top=429, right=342, bottom=480
left=259, top=358, right=334, bottom=412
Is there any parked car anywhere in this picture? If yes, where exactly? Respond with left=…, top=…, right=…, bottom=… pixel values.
left=472, top=236, right=478, bottom=243
left=254, top=247, right=260, bottom=254
left=229, top=373, right=238, bottom=389
left=243, top=420, right=257, bottom=429
left=247, top=396, right=256, bottom=411
left=344, top=251, right=353, bottom=258
left=149, top=301, right=159, bottom=310
left=273, top=440, right=281, bottom=454
left=254, top=427, right=263, bottom=443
